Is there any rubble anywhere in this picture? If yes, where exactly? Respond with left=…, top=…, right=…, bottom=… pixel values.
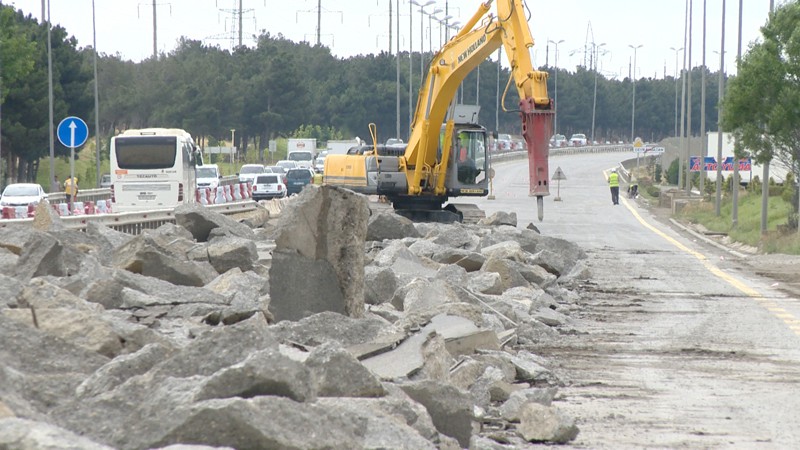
left=0, top=189, right=588, bottom=448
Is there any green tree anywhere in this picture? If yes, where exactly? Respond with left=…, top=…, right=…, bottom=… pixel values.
left=721, top=2, right=800, bottom=225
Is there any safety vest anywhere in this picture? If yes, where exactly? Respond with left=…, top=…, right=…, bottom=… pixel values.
left=64, top=178, right=78, bottom=196
left=608, top=172, right=619, bottom=188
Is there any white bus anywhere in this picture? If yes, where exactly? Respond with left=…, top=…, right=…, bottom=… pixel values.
left=109, top=128, right=202, bottom=212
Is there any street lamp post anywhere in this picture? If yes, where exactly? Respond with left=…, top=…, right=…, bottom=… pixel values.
left=547, top=39, right=565, bottom=136
left=670, top=47, right=683, bottom=137
left=410, top=1, right=435, bottom=81
left=230, top=129, right=235, bottom=165
left=428, top=8, right=443, bottom=54
left=628, top=44, right=643, bottom=143
left=591, top=42, right=606, bottom=145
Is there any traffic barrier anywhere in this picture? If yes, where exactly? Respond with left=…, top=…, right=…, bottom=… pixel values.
left=56, top=203, right=70, bottom=216
left=2, top=207, right=15, bottom=219
left=215, top=186, right=227, bottom=204
left=72, top=202, right=85, bottom=215
left=96, top=200, right=110, bottom=214
left=84, top=201, right=96, bottom=215
left=232, top=183, right=242, bottom=202
left=225, top=185, right=233, bottom=203
left=27, top=204, right=36, bottom=218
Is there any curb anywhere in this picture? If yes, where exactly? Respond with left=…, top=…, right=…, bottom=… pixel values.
left=668, top=218, right=751, bottom=259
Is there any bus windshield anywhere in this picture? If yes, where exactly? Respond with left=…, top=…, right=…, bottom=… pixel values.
left=114, top=136, right=178, bottom=170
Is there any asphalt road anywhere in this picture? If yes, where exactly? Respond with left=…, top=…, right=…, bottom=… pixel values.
left=471, top=152, right=800, bottom=448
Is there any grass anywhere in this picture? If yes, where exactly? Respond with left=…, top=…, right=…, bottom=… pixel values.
left=676, top=190, right=800, bottom=255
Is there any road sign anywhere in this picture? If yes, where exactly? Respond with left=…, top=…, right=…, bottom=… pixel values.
left=57, top=116, right=89, bottom=148
left=552, top=166, right=567, bottom=181
left=646, top=146, right=665, bottom=154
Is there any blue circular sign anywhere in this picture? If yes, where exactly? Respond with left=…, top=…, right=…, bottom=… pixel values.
left=57, top=116, right=89, bottom=148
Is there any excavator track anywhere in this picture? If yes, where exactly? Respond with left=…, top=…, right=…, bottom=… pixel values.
left=445, top=203, right=486, bottom=225
left=368, top=199, right=486, bottom=224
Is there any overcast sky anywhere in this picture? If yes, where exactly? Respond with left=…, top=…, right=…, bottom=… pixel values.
left=7, top=0, right=778, bottom=79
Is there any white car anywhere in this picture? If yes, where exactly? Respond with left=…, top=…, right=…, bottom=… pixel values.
left=276, top=160, right=298, bottom=171
left=196, top=164, right=221, bottom=190
left=569, top=133, right=588, bottom=146
left=0, top=183, right=48, bottom=207
left=238, top=164, right=265, bottom=185
left=251, top=174, right=286, bottom=200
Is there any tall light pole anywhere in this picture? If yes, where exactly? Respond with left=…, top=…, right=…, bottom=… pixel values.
left=47, top=0, right=56, bottom=192
left=408, top=0, right=413, bottom=139
left=628, top=44, right=643, bottom=143
left=731, top=0, right=743, bottom=227
left=395, top=0, right=400, bottom=139
left=699, top=0, right=707, bottom=196
left=410, top=1, right=435, bottom=81
left=92, top=0, right=101, bottom=186
left=428, top=8, right=443, bottom=54
left=548, top=39, right=565, bottom=136
left=591, top=42, right=606, bottom=145
left=715, top=1, right=726, bottom=216
left=685, top=0, right=694, bottom=196
left=670, top=47, right=683, bottom=137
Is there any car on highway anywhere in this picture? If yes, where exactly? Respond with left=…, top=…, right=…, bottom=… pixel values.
left=265, top=165, right=288, bottom=185
left=314, top=151, right=328, bottom=173
left=100, top=173, right=112, bottom=188
left=285, top=168, right=315, bottom=196
left=275, top=160, right=298, bottom=171
left=569, top=133, right=588, bottom=146
left=550, top=134, right=567, bottom=147
left=0, top=183, right=48, bottom=207
left=196, top=164, right=222, bottom=190
left=251, top=174, right=286, bottom=200
left=237, top=164, right=265, bottom=185
left=496, top=133, right=513, bottom=151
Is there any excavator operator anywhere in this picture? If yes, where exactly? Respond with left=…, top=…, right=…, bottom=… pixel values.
left=456, top=131, right=480, bottom=184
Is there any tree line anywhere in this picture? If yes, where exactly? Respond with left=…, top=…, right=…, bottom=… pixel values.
left=2, top=3, right=730, bottom=184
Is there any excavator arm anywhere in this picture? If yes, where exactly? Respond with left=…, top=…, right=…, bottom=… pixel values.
left=404, top=0, right=553, bottom=219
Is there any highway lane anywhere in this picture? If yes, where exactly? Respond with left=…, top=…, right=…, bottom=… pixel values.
left=471, top=152, right=800, bottom=448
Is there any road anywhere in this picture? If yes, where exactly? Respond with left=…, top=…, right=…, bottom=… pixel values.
left=471, top=152, right=800, bottom=448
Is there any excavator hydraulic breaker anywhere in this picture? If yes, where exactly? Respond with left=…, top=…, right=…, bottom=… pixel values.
left=520, top=98, right=553, bottom=199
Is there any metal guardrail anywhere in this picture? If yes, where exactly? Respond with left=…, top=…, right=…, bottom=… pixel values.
left=0, top=200, right=258, bottom=234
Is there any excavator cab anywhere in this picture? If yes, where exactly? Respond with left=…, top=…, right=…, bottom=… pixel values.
left=446, top=126, right=489, bottom=196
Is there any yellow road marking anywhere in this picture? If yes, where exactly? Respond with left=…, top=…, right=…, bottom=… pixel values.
left=622, top=197, right=800, bottom=336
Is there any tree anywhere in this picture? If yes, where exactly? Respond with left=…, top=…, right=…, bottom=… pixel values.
left=721, top=2, right=800, bottom=225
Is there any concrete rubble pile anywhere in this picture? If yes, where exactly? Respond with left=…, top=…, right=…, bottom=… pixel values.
left=0, top=185, right=589, bottom=449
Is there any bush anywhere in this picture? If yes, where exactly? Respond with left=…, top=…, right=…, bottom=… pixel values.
left=667, top=159, right=680, bottom=185
left=646, top=185, right=660, bottom=197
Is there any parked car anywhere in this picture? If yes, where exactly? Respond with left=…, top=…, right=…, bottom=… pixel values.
left=237, top=164, right=265, bottom=185
left=569, top=133, right=588, bottom=146
left=251, top=174, right=286, bottom=200
left=100, top=173, right=112, bottom=188
left=285, top=168, right=315, bottom=196
left=0, top=183, right=47, bottom=207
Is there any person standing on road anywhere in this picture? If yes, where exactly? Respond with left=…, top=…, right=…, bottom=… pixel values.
left=64, top=176, right=79, bottom=205
left=608, top=168, right=619, bottom=205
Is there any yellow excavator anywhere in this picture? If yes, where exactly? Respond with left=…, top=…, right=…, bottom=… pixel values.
left=324, top=0, right=553, bottom=222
